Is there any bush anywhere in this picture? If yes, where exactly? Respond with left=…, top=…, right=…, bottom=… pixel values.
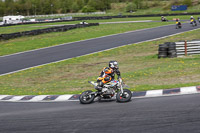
left=82, top=5, right=96, bottom=13
left=126, top=3, right=137, bottom=12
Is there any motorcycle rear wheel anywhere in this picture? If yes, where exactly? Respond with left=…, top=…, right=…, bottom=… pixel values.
left=79, top=90, right=95, bottom=104
left=116, top=89, right=132, bottom=103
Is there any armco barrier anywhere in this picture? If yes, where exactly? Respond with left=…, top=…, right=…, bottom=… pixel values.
left=158, top=40, right=200, bottom=58
left=176, top=40, right=200, bottom=56
left=0, top=23, right=99, bottom=40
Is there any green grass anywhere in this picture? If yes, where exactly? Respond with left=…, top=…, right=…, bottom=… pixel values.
left=108, top=1, right=200, bottom=15
left=1, top=28, right=200, bottom=95
left=0, top=21, right=174, bottom=56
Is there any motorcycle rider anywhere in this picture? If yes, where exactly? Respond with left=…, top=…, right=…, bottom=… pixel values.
left=176, top=19, right=181, bottom=28
left=190, top=16, right=197, bottom=25
left=161, top=16, right=167, bottom=22
left=198, top=17, right=200, bottom=23
left=95, top=61, right=121, bottom=92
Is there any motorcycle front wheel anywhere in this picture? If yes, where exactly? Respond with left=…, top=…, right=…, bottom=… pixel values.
left=79, top=90, right=95, bottom=104
left=116, top=89, right=132, bottom=103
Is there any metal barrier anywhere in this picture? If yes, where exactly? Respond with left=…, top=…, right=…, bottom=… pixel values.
left=176, top=40, right=200, bottom=56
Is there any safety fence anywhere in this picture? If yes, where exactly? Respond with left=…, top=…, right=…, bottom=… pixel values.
left=176, top=40, right=200, bottom=56
left=158, top=40, right=200, bottom=58
left=0, top=23, right=99, bottom=40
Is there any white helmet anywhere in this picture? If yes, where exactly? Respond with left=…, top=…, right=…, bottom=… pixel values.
left=109, top=61, right=118, bottom=69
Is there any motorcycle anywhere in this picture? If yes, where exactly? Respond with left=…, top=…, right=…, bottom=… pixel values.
left=190, top=19, right=197, bottom=27
left=79, top=78, right=132, bottom=104
left=198, top=17, right=200, bottom=23
left=175, top=22, right=182, bottom=29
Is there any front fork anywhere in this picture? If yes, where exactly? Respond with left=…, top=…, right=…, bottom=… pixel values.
left=119, top=78, right=124, bottom=94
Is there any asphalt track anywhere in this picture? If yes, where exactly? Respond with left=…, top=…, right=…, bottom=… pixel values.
left=1, top=22, right=200, bottom=75
left=0, top=94, right=200, bottom=133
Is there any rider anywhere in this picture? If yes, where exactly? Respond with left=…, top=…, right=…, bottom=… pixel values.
left=190, top=16, right=196, bottom=24
left=95, top=61, right=121, bottom=92
left=198, top=17, right=200, bottom=23
left=176, top=19, right=181, bottom=27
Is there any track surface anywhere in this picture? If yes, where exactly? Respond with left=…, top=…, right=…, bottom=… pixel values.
left=0, top=94, right=200, bottom=133
left=0, top=22, right=200, bottom=75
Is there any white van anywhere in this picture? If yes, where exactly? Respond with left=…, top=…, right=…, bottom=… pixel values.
left=3, top=15, right=25, bottom=24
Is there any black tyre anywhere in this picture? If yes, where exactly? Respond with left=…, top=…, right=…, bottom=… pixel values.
left=79, top=90, right=95, bottom=104
left=158, top=44, right=168, bottom=51
left=116, top=89, right=132, bottom=103
left=158, top=51, right=168, bottom=58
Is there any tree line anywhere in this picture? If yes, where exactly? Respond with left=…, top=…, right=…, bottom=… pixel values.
left=0, top=0, right=109, bottom=16
left=0, top=0, right=194, bottom=17
left=0, top=0, right=116, bottom=16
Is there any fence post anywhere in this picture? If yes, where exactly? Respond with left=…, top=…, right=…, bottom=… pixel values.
left=184, top=40, right=187, bottom=56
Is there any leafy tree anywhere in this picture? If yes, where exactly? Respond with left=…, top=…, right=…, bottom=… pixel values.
left=0, top=1, right=5, bottom=16
left=87, top=0, right=97, bottom=9
left=60, top=0, right=72, bottom=13
left=25, top=0, right=32, bottom=15
left=77, top=0, right=85, bottom=10
left=4, top=0, right=16, bottom=15
left=71, top=2, right=79, bottom=12
left=126, top=3, right=136, bottom=12
left=133, top=0, right=143, bottom=9
left=82, top=5, right=96, bottom=12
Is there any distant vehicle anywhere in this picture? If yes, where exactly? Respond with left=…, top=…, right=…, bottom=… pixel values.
left=176, top=21, right=182, bottom=29
left=198, top=17, right=200, bottom=23
left=161, top=16, right=168, bottom=22
left=3, top=15, right=25, bottom=24
left=190, top=19, right=197, bottom=27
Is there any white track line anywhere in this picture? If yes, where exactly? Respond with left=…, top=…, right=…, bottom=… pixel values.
left=0, top=95, right=10, bottom=100
left=54, top=95, right=73, bottom=101
left=180, top=86, right=197, bottom=94
left=7, top=96, right=26, bottom=101
left=146, top=89, right=163, bottom=97
left=28, top=95, right=48, bottom=102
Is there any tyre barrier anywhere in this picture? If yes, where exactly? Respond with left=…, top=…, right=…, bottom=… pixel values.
left=0, top=23, right=99, bottom=40
left=158, top=42, right=177, bottom=58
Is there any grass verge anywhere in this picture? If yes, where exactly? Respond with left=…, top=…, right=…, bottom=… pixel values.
left=0, top=28, right=200, bottom=95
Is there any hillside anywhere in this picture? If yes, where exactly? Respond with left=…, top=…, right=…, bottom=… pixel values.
left=0, top=0, right=200, bottom=17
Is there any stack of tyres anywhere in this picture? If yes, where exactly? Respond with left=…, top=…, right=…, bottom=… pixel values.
left=158, top=42, right=177, bottom=58
left=166, top=42, right=177, bottom=58
left=158, top=44, right=168, bottom=58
